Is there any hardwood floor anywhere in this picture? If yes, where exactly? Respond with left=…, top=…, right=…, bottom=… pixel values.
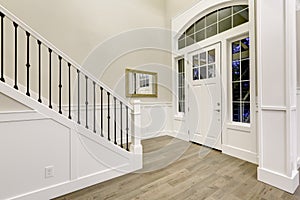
left=54, top=136, right=300, bottom=200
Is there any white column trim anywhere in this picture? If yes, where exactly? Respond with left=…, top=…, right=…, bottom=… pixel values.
left=256, top=0, right=299, bottom=193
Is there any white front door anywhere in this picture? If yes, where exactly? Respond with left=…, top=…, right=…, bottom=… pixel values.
left=188, top=43, right=222, bottom=150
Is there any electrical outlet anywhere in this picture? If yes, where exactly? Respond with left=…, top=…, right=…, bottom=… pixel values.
left=45, top=166, right=54, bottom=178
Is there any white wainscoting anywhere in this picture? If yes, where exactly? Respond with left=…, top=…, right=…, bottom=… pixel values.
left=62, top=101, right=173, bottom=141
left=139, top=102, right=173, bottom=140
left=222, top=123, right=258, bottom=164
left=0, top=110, right=141, bottom=200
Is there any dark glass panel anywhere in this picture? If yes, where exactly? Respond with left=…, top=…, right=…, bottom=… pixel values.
left=241, top=37, right=250, bottom=59
left=195, top=17, right=205, bottom=31
left=186, top=34, right=195, bottom=46
left=179, top=33, right=185, bottom=40
left=233, top=9, right=249, bottom=27
left=232, top=82, right=240, bottom=101
left=241, top=59, right=249, bottom=80
left=193, top=68, right=199, bottom=80
left=193, top=55, right=199, bottom=68
left=208, top=65, right=215, bottom=78
left=242, top=103, right=250, bottom=123
left=206, top=24, right=217, bottom=38
left=178, top=39, right=185, bottom=49
left=181, top=88, right=185, bottom=99
left=206, top=11, right=217, bottom=26
left=179, top=102, right=185, bottom=113
left=219, top=17, right=232, bottom=33
left=232, top=41, right=240, bottom=61
left=196, top=30, right=205, bottom=42
left=208, top=49, right=215, bottom=64
left=200, top=52, right=206, bottom=66
left=242, top=81, right=250, bottom=101
left=242, top=37, right=250, bottom=47
left=200, top=66, right=207, bottom=79
left=233, top=5, right=248, bottom=14
left=178, top=59, right=184, bottom=72
left=186, top=24, right=195, bottom=36
left=178, top=74, right=181, bottom=86
left=179, top=74, right=185, bottom=87
left=178, top=87, right=182, bottom=99
left=232, top=60, right=240, bottom=81
left=219, top=7, right=232, bottom=20
left=233, top=103, right=241, bottom=122
left=179, top=102, right=183, bottom=113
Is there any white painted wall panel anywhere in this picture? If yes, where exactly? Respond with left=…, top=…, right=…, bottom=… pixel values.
left=260, top=1, right=286, bottom=107
left=0, top=108, right=142, bottom=199
left=0, top=119, right=70, bottom=200
left=77, top=134, right=129, bottom=178
left=226, top=129, right=253, bottom=152
left=261, top=110, right=286, bottom=174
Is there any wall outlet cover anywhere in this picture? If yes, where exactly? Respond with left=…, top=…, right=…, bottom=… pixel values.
left=45, top=166, right=54, bottom=178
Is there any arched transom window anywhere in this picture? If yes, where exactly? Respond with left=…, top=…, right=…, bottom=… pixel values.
left=178, top=5, right=249, bottom=50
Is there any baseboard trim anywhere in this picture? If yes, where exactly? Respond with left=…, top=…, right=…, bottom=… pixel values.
left=257, top=167, right=299, bottom=194
left=141, top=130, right=172, bottom=140
left=222, top=144, right=258, bottom=164
left=167, top=131, right=189, bottom=141
left=10, top=157, right=141, bottom=200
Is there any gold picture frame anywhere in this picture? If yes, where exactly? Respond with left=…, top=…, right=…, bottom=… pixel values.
left=125, top=68, right=158, bottom=98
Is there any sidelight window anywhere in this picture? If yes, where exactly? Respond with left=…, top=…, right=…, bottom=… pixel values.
left=178, top=58, right=185, bottom=113
left=231, top=37, right=250, bottom=123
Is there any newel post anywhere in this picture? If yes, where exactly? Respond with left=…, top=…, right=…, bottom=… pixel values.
left=130, top=100, right=143, bottom=154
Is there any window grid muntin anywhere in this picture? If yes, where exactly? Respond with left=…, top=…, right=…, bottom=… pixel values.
left=193, top=49, right=216, bottom=81
left=231, top=37, right=250, bottom=123
left=178, top=5, right=249, bottom=50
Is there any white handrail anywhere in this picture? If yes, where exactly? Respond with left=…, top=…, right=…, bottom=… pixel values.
left=0, top=4, right=133, bottom=110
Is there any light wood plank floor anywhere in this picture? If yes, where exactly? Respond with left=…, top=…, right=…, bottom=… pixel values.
left=54, top=136, right=300, bottom=200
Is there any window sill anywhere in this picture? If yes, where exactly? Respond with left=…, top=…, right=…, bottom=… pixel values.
left=174, top=113, right=185, bottom=121
left=226, top=122, right=251, bottom=132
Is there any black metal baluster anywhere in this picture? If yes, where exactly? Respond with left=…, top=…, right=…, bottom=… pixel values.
left=68, top=63, right=71, bottom=119
left=120, top=102, right=123, bottom=148
left=37, top=40, right=42, bottom=103
left=48, top=48, right=52, bottom=109
left=93, top=82, right=96, bottom=133
left=25, top=32, right=30, bottom=96
left=85, top=76, right=88, bottom=129
left=107, top=92, right=110, bottom=141
left=13, top=22, right=18, bottom=90
left=114, top=97, right=117, bottom=145
left=77, top=70, right=80, bottom=124
left=100, top=87, right=103, bottom=137
left=58, top=56, right=62, bottom=114
left=0, top=12, right=5, bottom=82
left=126, top=106, right=129, bottom=151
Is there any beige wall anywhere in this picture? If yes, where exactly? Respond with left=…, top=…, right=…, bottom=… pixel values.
left=0, top=0, right=166, bottom=64
left=165, top=0, right=201, bottom=28
left=0, top=93, right=30, bottom=111
left=0, top=0, right=202, bottom=111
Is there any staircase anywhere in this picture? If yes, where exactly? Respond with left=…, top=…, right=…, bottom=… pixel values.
left=0, top=5, right=142, bottom=200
